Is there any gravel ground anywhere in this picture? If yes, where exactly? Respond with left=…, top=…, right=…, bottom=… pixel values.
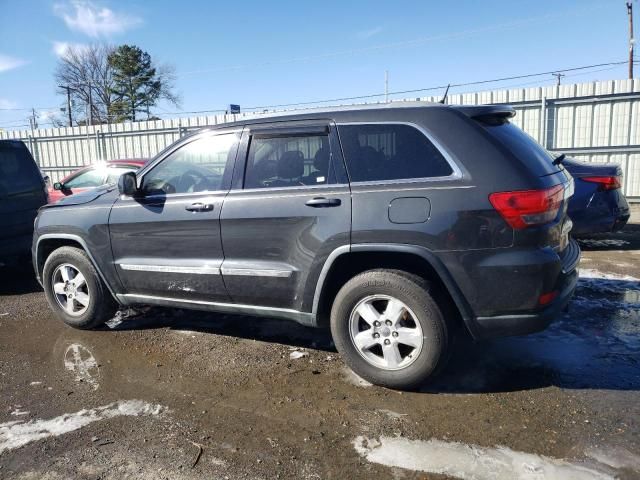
left=1, top=212, right=639, bottom=479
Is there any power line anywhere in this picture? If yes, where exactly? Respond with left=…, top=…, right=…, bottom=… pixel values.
left=156, top=60, right=633, bottom=117
left=1, top=60, right=636, bottom=129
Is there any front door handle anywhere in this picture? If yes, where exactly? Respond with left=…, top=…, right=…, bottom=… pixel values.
left=305, top=197, right=342, bottom=208
left=185, top=202, right=214, bottom=212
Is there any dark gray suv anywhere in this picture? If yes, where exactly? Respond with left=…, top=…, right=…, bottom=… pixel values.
left=33, top=103, right=579, bottom=389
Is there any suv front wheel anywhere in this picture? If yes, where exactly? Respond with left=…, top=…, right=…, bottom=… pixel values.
left=43, top=246, right=117, bottom=329
left=330, top=269, right=449, bottom=390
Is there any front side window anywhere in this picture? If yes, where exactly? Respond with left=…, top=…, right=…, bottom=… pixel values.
left=64, top=168, right=105, bottom=188
left=143, top=133, right=239, bottom=195
left=244, top=134, right=331, bottom=189
left=338, top=124, right=453, bottom=183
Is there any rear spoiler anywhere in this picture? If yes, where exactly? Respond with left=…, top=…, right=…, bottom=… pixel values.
left=451, top=105, right=516, bottom=121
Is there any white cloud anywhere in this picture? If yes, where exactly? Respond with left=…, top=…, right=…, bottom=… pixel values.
left=0, top=54, right=27, bottom=73
left=356, top=27, right=383, bottom=40
left=0, top=98, right=19, bottom=110
left=54, top=0, right=142, bottom=38
left=52, top=41, right=90, bottom=57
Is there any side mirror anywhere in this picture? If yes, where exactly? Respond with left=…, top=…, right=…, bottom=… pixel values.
left=118, top=172, right=138, bottom=196
left=53, top=182, right=63, bottom=191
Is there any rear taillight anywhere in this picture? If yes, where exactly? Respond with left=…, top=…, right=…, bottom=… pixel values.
left=581, top=176, right=621, bottom=191
left=489, top=185, right=564, bottom=230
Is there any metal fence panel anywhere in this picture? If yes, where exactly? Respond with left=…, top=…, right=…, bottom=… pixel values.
left=2, top=79, right=640, bottom=199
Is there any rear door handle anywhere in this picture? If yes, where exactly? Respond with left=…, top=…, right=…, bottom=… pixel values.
left=305, top=197, right=341, bottom=208
left=185, top=202, right=214, bottom=212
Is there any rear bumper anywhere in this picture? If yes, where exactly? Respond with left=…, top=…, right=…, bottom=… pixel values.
left=570, top=190, right=630, bottom=235
left=472, top=267, right=578, bottom=339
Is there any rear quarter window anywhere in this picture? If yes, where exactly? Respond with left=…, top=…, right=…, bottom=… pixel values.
left=337, top=124, right=453, bottom=183
left=0, top=143, right=41, bottom=194
left=479, top=120, right=561, bottom=177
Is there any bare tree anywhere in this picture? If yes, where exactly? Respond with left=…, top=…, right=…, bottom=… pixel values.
left=54, top=44, right=115, bottom=125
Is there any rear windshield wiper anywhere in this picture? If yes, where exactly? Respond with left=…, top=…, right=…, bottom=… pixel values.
left=552, top=153, right=566, bottom=166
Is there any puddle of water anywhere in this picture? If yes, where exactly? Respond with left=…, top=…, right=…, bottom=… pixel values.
left=0, top=400, right=165, bottom=454
left=353, top=435, right=615, bottom=480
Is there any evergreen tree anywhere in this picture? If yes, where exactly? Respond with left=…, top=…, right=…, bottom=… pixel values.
left=108, top=45, right=179, bottom=122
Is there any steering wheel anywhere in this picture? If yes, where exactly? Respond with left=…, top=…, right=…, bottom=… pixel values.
left=177, top=169, right=208, bottom=193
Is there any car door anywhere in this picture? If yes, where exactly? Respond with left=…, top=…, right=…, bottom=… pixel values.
left=219, top=121, right=351, bottom=312
left=108, top=129, right=241, bottom=302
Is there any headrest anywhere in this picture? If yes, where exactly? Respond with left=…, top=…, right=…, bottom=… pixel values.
left=278, top=150, right=304, bottom=179
left=314, top=148, right=330, bottom=172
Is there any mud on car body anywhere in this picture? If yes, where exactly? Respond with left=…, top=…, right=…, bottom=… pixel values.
left=33, top=102, right=579, bottom=390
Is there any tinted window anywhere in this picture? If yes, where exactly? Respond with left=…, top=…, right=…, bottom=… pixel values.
left=143, top=133, right=238, bottom=195
left=64, top=168, right=105, bottom=188
left=338, top=124, right=453, bottom=182
left=0, top=144, right=41, bottom=194
left=244, top=135, right=331, bottom=189
left=479, top=120, right=561, bottom=176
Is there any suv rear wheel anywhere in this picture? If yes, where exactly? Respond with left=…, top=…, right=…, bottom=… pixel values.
left=330, top=269, right=449, bottom=390
left=43, top=246, right=117, bottom=329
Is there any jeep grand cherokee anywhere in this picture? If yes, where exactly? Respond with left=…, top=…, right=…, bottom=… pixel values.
left=33, top=103, right=579, bottom=390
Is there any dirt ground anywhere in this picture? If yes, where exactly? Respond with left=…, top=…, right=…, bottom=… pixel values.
left=1, top=210, right=639, bottom=479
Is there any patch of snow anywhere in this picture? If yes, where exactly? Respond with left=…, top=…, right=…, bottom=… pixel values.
left=289, top=350, right=309, bottom=360
left=377, top=409, right=407, bottom=420
left=63, top=343, right=100, bottom=390
left=585, top=446, right=640, bottom=471
left=0, top=313, right=8, bottom=317
left=29, top=382, right=42, bottom=386
left=0, top=400, right=165, bottom=454
left=579, top=269, right=640, bottom=282
left=342, top=367, right=372, bottom=388
left=10, top=409, right=29, bottom=417
left=353, top=435, right=614, bottom=480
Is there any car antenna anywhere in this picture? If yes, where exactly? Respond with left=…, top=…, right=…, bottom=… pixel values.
left=439, top=84, right=451, bottom=104
left=552, top=153, right=566, bottom=166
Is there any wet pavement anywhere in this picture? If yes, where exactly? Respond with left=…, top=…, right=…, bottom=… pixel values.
left=1, top=224, right=640, bottom=479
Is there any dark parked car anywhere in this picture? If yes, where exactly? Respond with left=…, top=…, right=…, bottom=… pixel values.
left=0, top=140, right=48, bottom=264
left=48, top=159, right=147, bottom=204
left=560, top=157, right=630, bottom=236
left=32, top=103, right=579, bottom=389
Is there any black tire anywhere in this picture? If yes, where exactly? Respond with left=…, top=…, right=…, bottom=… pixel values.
left=330, top=269, right=449, bottom=390
left=43, top=246, right=117, bottom=329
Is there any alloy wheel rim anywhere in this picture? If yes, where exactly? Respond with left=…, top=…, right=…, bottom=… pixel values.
left=52, top=263, right=90, bottom=317
left=348, top=294, right=423, bottom=371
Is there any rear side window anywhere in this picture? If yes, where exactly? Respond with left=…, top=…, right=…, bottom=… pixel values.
left=244, top=134, right=332, bottom=189
left=479, top=120, right=560, bottom=176
left=0, top=143, right=41, bottom=194
left=338, top=124, right=453, bottom=183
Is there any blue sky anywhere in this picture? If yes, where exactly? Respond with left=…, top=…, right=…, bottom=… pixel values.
left=0, top=0, right=635, bottom=130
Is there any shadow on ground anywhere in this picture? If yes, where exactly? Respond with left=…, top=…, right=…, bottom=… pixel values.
left=0, top=262, right=42, bottom=295
left=576, top=224, right=640, bottom=251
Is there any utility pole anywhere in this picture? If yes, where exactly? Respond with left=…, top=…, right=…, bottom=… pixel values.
left=385, top=70, right=389, bottom=103
left=58, top=85, right=73, bottom=126
left=29, top=108, right=38, bottom=130
left=628, top=2, right=635, bottom=79
left=87, top=83, right=93, bottom=126
left=552, top=73, right=565, bottom=86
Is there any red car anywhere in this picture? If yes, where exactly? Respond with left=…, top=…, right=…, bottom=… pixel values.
left=48, top=159, right=147, bottom=203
